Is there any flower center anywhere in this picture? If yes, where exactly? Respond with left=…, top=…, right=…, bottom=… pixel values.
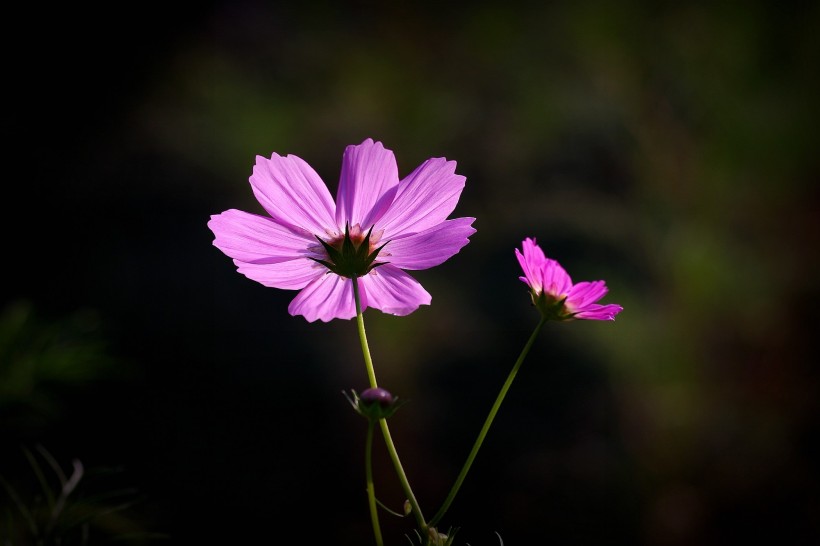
left=311, top=223, right=388, bottom=278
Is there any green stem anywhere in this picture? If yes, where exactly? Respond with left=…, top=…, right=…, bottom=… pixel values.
left=365, top=419, right=384, bottom=546
left=352, top=276, right=428, bottom=535
left=378, top=418, right=426, bottom=529
left=429, top=316, right=548, bottom=527
left=353, top=279, right=378, bottom=389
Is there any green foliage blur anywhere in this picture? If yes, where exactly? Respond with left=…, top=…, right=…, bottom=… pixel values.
left=1, top=302, right=116, bottom=434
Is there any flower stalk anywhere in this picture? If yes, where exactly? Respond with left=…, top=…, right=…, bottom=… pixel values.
left=429, top=315, right=547, bottom=527
left=352, top=276, right=429, bottom=537
left=364, top=419, right=384, bottom=546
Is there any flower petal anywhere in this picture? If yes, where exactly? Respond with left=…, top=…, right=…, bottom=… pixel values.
left=517, top=238, right=546, bottom=275
left=208, top=210, right=323, bottom=289
left=540, top=258, right=573, bottom=297
left=335, top=138, right=400, bottom=229
left=288, top=273, right=357, bottom=322
left=250, top=152, right=337, bottom=235
left=573, top=303, right=623, bottom=321
left=235, top=259, right=324, bottom=289
left=566, top=280, right=609, bottom=309
left=516, top=237, right=548, bottom=292
left=376, top=157, right=467, bottom=237
left=567, top=281, right=621, bottom=320
left=359, top=265, right=431, bottom=316
left=208, top=209, right=315, bottom=262
left=383, top=217, right=476, bottom=270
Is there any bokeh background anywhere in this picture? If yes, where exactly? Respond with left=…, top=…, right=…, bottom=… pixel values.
left=3, top=1, right=818, bottom=544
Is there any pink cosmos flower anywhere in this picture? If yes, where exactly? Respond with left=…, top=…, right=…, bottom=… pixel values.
left=208, top=138, right=476, bottom=322
left=515, top=237, right=623, bottom=321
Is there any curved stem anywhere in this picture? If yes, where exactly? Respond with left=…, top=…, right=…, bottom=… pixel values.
left=365, top=419, right=384, bottom=546
left=429, top=316, right=547, bottom=527
left=352, top=276, right=428, bottom=534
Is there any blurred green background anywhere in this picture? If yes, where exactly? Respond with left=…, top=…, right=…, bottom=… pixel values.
left=3, top=1, right=818, bottom=544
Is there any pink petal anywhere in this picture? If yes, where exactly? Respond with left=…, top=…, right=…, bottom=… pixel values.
left=287, top=273, right=357, bottom=322
left=567, top=280, right=609, bottom=309
left=521, top=237, right=546, bottom=265
left=359, top=265, right=432, bottom=316
left=208, top=210, right=315, bottom=262
left=335, top=138, right=400, bottom=229
left=516, top=237, right=552, bottom=292
left=250, top=153, right=337, bottom=235
left=235, top=259, right=324, bottom=290
left=384, top=217, right=476, bottom=270
left=208, top=210, right=323, bottom=289
left=376, top=158, right=467, bottom=237
left=573, top=303, right=623, bottom=321
left=540, top=259, right=573, bottom=297
left=516, top=251, right=538, bottom=290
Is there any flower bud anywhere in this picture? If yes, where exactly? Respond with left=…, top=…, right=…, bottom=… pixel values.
left=360, top=387, right=394, bottom=407
left=344, top=387, right=404, bottom=420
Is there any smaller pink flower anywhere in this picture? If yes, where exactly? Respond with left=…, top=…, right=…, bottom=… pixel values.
left=515, top=237, right=623, bottom=321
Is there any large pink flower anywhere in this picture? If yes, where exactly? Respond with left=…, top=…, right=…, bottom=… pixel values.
left=208, top=138, right=476, bottom=322
left=516, top=237, right=623, bottom=321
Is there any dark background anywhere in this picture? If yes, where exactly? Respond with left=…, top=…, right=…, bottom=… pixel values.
left=3, top=1, right=819, bottom=545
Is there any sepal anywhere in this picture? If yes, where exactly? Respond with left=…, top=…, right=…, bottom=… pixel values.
left=531, top=290, right=575, bottom=321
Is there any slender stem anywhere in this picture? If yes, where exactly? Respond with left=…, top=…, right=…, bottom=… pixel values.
left=429, top=316, right=548, bottom=527
left=365, top=419, right=384, bottom=546
left=353, top=277, right=378, bottom=389
left=377, top=418, right=426, bottom=530
left=352, top=276, right=428, bottom=534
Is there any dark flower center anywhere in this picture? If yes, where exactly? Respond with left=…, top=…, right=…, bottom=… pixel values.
left=311, top=223, right=388, bottom=278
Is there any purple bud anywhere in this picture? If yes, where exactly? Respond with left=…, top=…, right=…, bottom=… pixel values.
left=360, top=387, right=394, bottom=407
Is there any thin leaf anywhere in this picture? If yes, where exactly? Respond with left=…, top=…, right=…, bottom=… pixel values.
left=375, top=497, right=406, bottom=518
left=22, top=446, right=56, bottom=510
left=46, top=459, right=84, bottom=536
left=36, top=444, right=67, bottom=486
